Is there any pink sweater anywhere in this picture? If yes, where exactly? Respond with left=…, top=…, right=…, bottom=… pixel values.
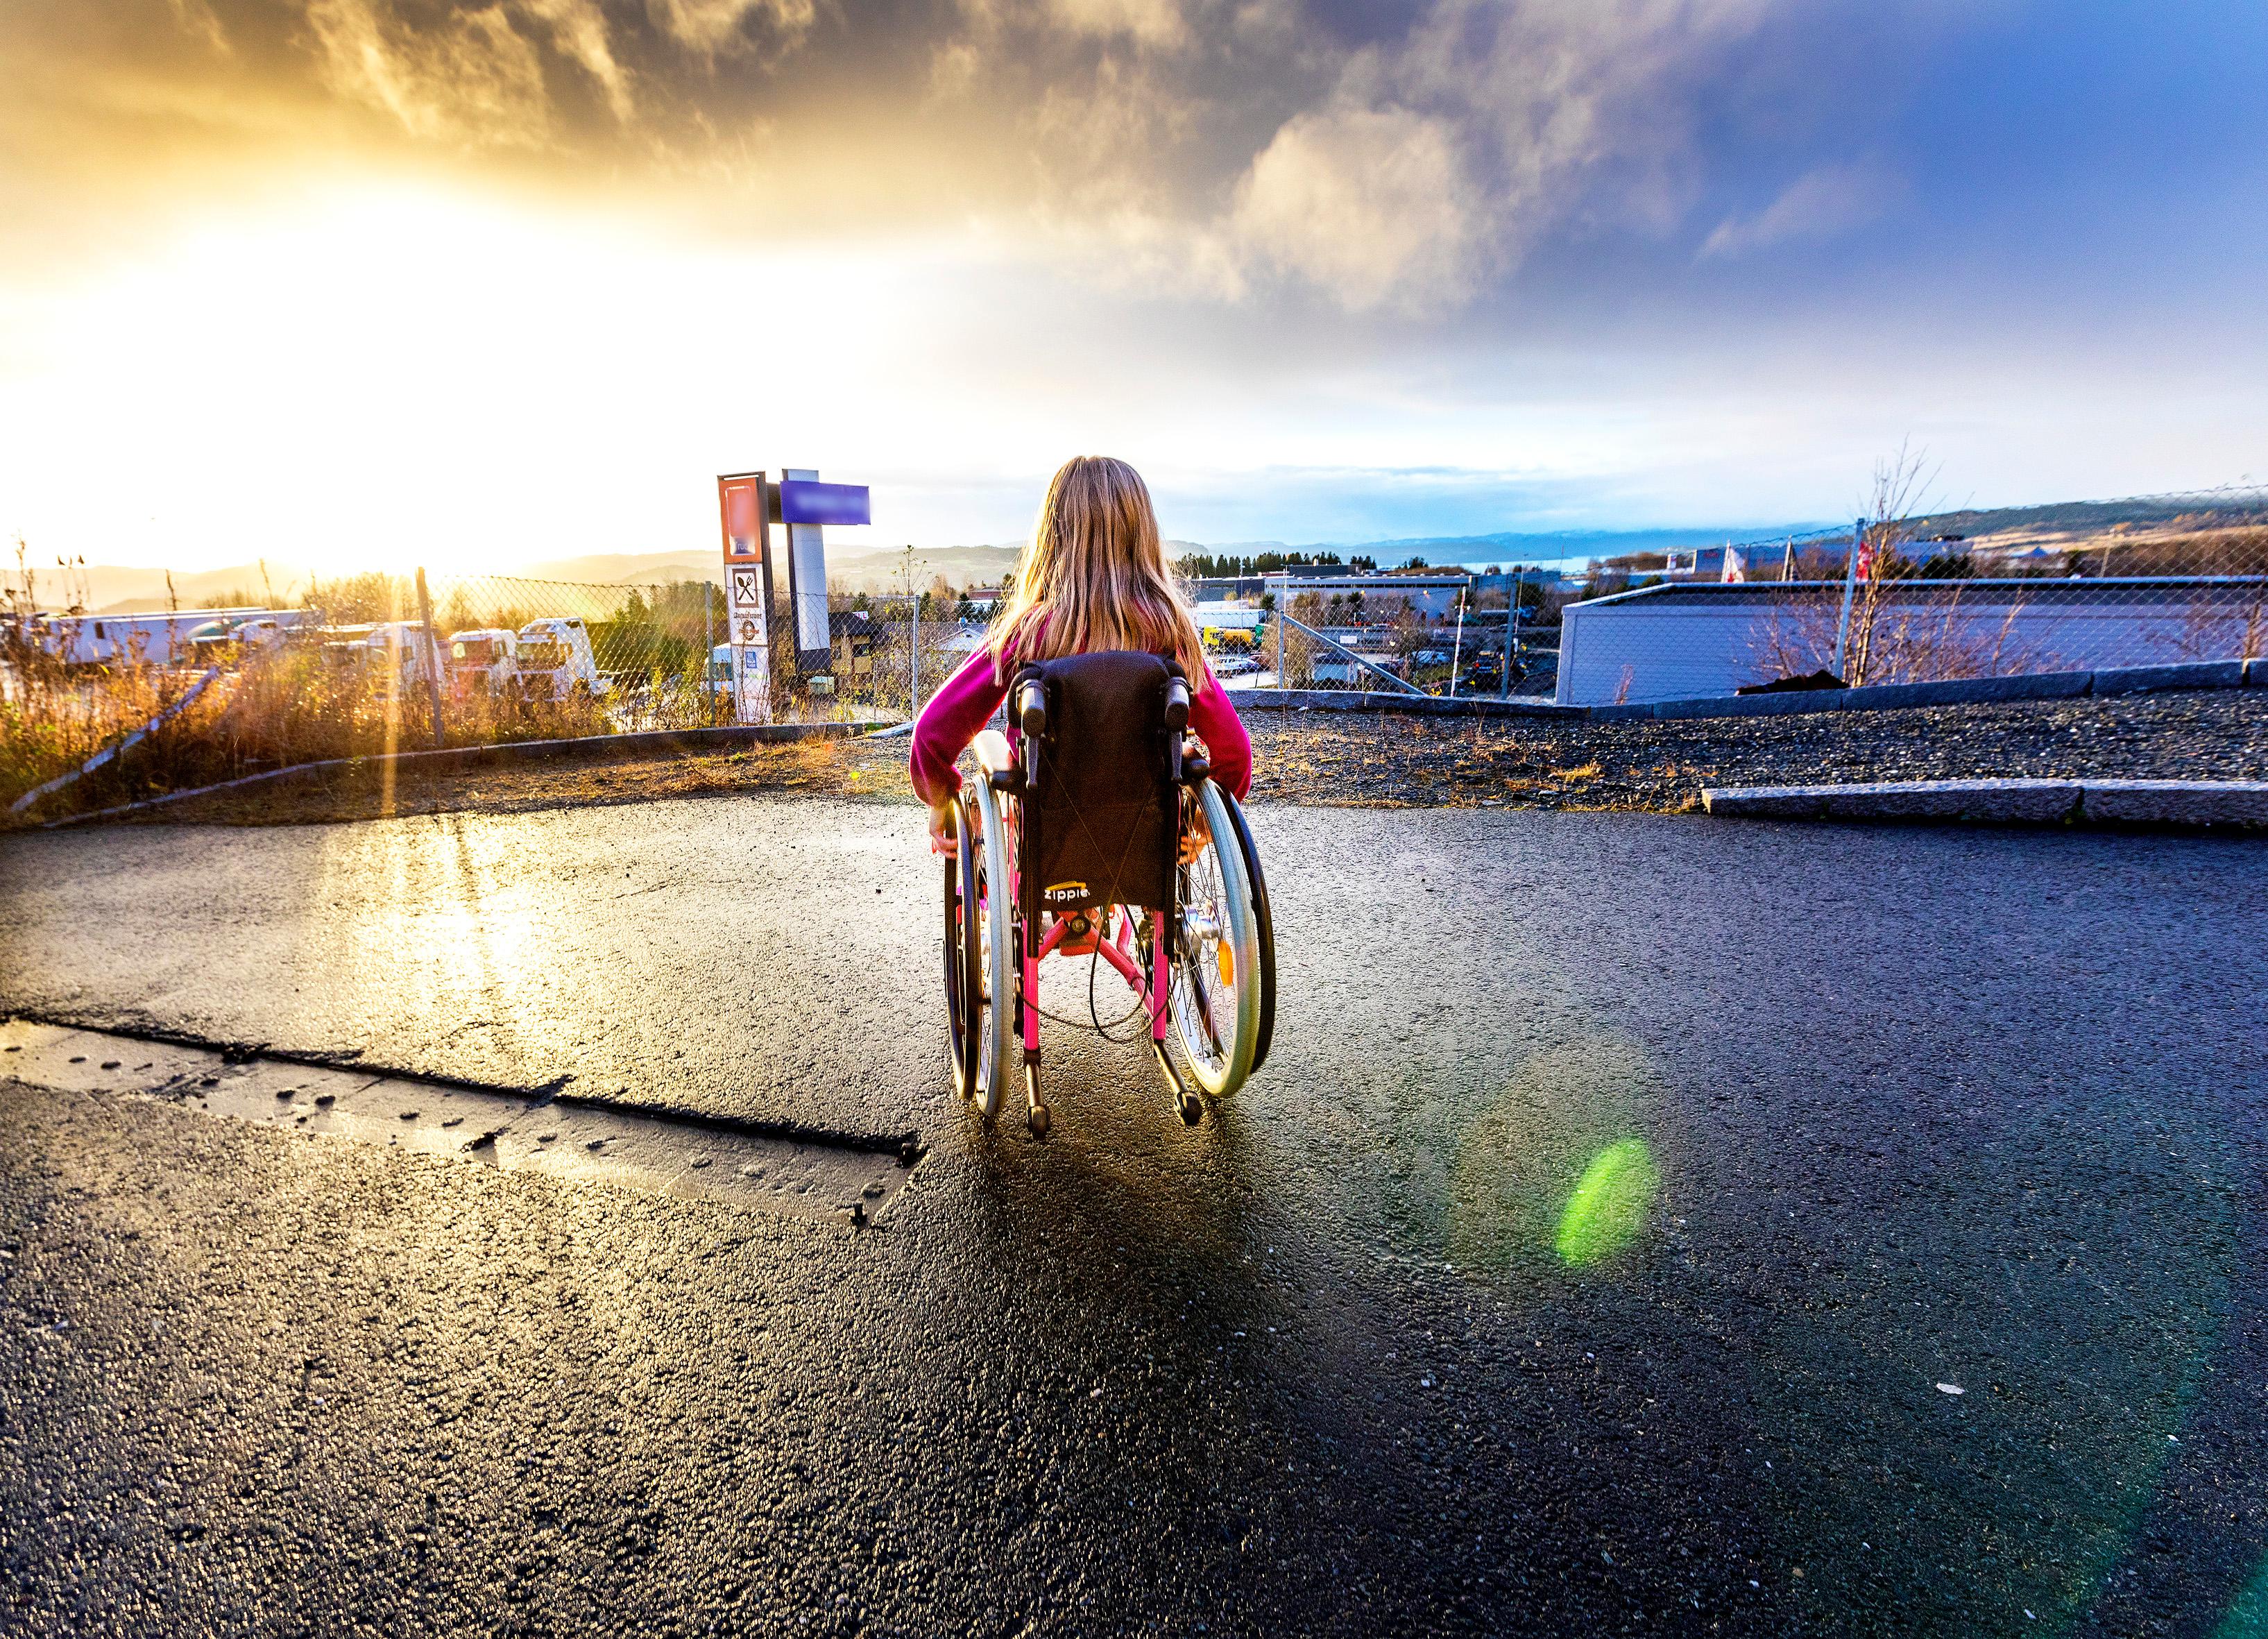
left=910, top=645, right=1254, bottom=808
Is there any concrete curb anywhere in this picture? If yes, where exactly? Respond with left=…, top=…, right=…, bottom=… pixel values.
left=1599, top=659, right=2264, bottom=722
left=31, top=721, right=885, bottom=831
left=1702, top=778, right=2268, bottom=829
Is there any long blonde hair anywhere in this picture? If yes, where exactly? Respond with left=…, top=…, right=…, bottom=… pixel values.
left=990, top=455, right=1207, bottom=684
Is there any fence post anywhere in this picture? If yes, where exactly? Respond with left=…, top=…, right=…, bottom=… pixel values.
left=414, top=567, right=445, bottom=750
left=1274, top=575, right=1286, bottom=685
left=1503, top=570, right=1520, bottom=697
left=1447, top=593, right=1464, bottom=699
left=909, top=594, right=920, bottom=716
left=1832, top=519, right=1862, bottom=678
left=704, top=584, right=715, bottom=727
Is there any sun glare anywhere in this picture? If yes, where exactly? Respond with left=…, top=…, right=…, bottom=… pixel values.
left=0, top=182, right=979, bottom=578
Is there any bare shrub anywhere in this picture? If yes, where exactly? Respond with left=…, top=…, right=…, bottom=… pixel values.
left=1745, top=579, right=2064, bottom=688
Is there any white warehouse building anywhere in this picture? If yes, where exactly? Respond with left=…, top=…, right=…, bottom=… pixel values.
left=1554, top=579, right=2265, bottom=706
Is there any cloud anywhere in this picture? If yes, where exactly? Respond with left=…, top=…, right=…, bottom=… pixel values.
left=1231, top=104, right=1481, bottom=313
left=643, top=0, right=816, bottom=56
left=1701, top=160, right=1900, bottom=257
left=305, top=0, right=554, bottom=148
left=1214, top=0, right=1778, bottom=309
left=302, top=0, right=790, bottom=143
left=0, top=0, right=1935, bottom=313
left=165, top=0, right=233, bottom=56
left=1043, top=0, right=1190, bottom=49
left=523, top=0, right=636, bottom=121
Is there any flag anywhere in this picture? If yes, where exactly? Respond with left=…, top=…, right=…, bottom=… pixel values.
left=1722, top=546, right=1746, bottom=583
left=1852, top=527, right=1877, bottom=581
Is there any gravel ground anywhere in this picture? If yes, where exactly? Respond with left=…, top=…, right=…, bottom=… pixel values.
left=1236, top=686, right=2268, bottom=810
left=44, top=686, right=2268, bottom=827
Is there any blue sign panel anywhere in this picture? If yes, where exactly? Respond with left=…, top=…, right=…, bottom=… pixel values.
left=778, top=480, right=871, bottom=526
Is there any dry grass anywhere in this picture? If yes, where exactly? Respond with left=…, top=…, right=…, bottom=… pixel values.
left=1, top=643, right=623, bottom=823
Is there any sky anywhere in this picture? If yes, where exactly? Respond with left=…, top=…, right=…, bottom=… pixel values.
left=1, top=0, right=2265, bottom=575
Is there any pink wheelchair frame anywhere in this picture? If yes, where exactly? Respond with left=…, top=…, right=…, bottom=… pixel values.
left=942, top=666, right=1272, bottom=1137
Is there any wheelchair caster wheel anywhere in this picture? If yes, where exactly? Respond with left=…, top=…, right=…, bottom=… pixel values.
left=1027, top=1103, right=1051, bottom=1138
left=1177, top=1093, right=1203, bottom=1126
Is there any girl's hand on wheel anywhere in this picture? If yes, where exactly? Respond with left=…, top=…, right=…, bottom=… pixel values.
left=928, top=803, right=957, bottom=856
left=1178, top=805, right=1211, bottom=865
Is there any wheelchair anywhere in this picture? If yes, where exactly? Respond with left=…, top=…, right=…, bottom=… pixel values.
left=941, top=651, right=1275, bottom=1137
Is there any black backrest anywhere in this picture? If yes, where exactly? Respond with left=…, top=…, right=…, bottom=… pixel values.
left=1025, top=650, right=1175, bottom=913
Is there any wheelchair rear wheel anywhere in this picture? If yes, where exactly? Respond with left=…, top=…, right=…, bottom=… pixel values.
left=1168, top=780, right=1268, bottom=1097
left=962, top=781, right=1016, bottom=1119
left=944, top=804, right=978, bottom=1098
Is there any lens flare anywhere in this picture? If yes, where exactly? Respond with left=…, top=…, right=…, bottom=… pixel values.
left=2212, top=1553, right=2268, bottom=1639
left=1555, top=1137, right=1658, bottom=1267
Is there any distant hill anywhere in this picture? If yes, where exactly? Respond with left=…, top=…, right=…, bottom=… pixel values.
left=24, top=561, right=316, bottom=616
left=1905, top=490, right=2268, bottom=545
left=511, top=543, right=1027, bottom=593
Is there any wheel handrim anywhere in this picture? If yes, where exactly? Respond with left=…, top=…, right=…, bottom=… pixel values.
left=969, top=781, right=1014, bottom=1120
left=973, top=863, right=996, bottom=1104
left=1169, top=783, right=1261, bottom=1096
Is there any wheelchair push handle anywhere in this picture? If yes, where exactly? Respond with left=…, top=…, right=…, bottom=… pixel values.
left=1160, top=675, right=1194, bottom=782
left=1014, top=677, right=1048, bottom=738
left=1009, top=673, right=1048, bottom=788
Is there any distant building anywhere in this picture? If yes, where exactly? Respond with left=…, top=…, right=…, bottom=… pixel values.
left=1192, top=602, right=1265, bottom=633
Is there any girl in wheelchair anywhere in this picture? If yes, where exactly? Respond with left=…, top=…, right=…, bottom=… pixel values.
left=910, top=456, right=1274, bottom=1135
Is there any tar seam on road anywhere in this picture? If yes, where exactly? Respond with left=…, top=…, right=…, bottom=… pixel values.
left=1, top=1007, right=919, bottom=1158
left=0, top=1018, right=919, bottom=1223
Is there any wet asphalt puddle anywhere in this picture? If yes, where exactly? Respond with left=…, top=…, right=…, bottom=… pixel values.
left=0, top=1019, right=914, bottom=1223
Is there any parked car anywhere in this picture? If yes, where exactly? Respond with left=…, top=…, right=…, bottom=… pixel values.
left=185, top=620, right=236, bottom=664
left=1212, top=654, right=1260, bottom=677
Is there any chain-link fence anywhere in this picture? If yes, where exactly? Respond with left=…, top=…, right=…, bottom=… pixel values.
left=1, top=563, right=1006, bottom=818
left=3, top=566, right=930, bottom=820
left=1553, top=495, right=2268, bottom=706
left=1208, top=570, right=1565, bottom=701
left=10, top=484, right=2263, bottom=817
left=771, top=594, right=979, bottom=722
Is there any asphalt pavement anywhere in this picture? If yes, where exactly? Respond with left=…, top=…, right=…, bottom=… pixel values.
left=3, top=796, right=2266, bottom=1636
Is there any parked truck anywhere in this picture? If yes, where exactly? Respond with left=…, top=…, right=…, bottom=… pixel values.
left=447, top=628, right=518, bottom=699
left=366, top=621, right=439, bottom=688
left=303, top=622, right=436, bottom=687
left=512, top=618, right=611, bottom=703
